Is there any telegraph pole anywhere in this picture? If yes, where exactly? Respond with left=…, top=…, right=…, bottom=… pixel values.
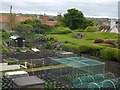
left=9, top=5, right=12, bottom=30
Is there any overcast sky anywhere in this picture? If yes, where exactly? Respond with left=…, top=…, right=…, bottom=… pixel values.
left=1, top=0, right=119, bottom=18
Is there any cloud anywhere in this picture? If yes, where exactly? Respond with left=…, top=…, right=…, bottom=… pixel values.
left=1, top=0, right=119, bottom=18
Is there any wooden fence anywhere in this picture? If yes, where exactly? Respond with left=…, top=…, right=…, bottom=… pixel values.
left=81, top=54, right=120, bottom=77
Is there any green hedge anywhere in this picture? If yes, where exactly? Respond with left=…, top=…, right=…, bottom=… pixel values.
left=85, top=26, right=98, bottom=32
left=51, top=26, right=72, bottom=34
left=79, top=45, right=102, bottom=56
left=61, top=44, right=80, bottom=54
left=4, top=60, right=18, bottom=65
left=62, top=43, right=120, bottom=62
left=101, top=48, right=120, bottom=62
left=62, top=44, right=101, bottom=55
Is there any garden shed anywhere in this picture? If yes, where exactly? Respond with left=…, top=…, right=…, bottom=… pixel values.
left=10, top=35, right=25, bottom=47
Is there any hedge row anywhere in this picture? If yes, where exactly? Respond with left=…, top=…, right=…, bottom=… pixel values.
left=101, top=48, right=120, bottom=62
left=62, top=44, right=120, bottom=62
left=61, top=44, right=79, bottom=54
left=61, top=44, right=101, bottom=55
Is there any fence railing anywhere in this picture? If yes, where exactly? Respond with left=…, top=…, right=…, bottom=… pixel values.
left=81, top=54, right=120, bottom=77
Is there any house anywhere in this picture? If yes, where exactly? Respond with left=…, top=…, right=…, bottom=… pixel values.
left=110, top=19, right=119, bottom=34
left=98, top=22, right=110, bottom=32
left=42, top=15, right=57, bottom=26
left=0, top=14, right=33, bottom=30
left=0, top=13, right=61, bottom=31
left=0, top=15, right=10, bottom=30
left=12, top=76, right=45, bottom=89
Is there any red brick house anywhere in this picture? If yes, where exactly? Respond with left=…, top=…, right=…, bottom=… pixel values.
left=0, top=14, right=61, bottom=30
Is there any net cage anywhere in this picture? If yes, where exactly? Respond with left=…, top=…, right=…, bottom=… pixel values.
left=50, top=57, right=120, bottom=89
left=51, top=57, right=105, bottom=75
left=88, top=79, right=118, bottom=89
left=72, top=72, right=119, bottom=88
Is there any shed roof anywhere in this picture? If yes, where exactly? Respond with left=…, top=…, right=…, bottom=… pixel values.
left=5, top=71, right=28, bottom=76
left=12, top=76, right=45, bottom=87
left=10, top=35, right=19, bottom=40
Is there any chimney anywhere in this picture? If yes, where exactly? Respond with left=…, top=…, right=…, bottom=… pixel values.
left=43, top=14, right=48, bottom=23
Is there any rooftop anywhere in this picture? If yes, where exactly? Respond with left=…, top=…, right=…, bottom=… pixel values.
left=5, top=71, right=28, bottom=76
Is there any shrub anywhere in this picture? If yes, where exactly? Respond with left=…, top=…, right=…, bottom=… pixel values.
left=27, top=62, right=36, bottom=68
left=51, top=29, right=72, bottom=34
left=61, top=44, right=80, bottom=54
left=51, top=26, right=72, bottom=34
left=16, top=48, right=21, bottom=52
left=94, top=39, right=104, bottom=43
left=45, top=42, right=54, bottom=49
left=79, top=45, right=101, bottom=54
left=104, top=40, right=116, bottom=47
left=4, top=60, right=18, bottom=65
left=64, top=40, right=70, bottom=43
left=101, top=48, right=120, bottom=62
left=85, top=26, right=98, bottom=32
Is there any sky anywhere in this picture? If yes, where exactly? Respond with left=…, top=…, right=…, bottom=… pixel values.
left=1, top=0, right=119, bottom=18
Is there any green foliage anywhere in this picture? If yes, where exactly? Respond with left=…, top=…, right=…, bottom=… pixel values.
left=54, top=22, right=64, bottom=27
left=85, top=26, right=98, bottom=32
left=51, top=26, right=72, bottom=34
left=16, top=24, right=34, bottom=38
left=82, top=18, right=94, bottom=29
left=1, top=43, right=10, bottom=53
left=21, top=19, right=53, bottom=34
left=0, top=29, right=10, bottom=42
left=35, top=34, right=49, bottom=42
left=27, top=62, right=36, bottom=68
left=101, top=48, right=120, bottom=61
left=16, top=47, right=21, bottom=52
left=62, top=44, right=80, bottom=54
left=45, top=42, right=53, bottom=49
left=79, top=45, right=101, bottom=54
left=62, top=8, right=94, bottom=30
left=47, top=32, right=119, bottom=61
left=4, top=60, right=18, bottom=65
left=2, top=75, right=12, bottom=90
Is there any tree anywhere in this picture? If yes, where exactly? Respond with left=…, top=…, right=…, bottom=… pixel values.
left=21, top=19, right=53, bottom=34
left=16, top=24, right=34, bottom=38
left=62, top=8, right=94, bottom=30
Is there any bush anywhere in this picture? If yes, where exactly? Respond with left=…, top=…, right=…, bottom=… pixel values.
left=4, top=60, right=18, bottom=65
left=94, top=39, right=104, bottom=43
left=85, top=26, right=98, bottom=32
left=101, top=48, right=120, bottom=62
left=79, top=45, right=101, bottom=54
left=61, top=44, right=80, bottom=54
left=27, top=62, right=36, bottom=68
left=16, top=48, right=21, bottom=52
left=45, top=42, right=54, bottom=49
left=51, top=26, right=72, bottom=34
left=104, top=40, right=116, bottom=47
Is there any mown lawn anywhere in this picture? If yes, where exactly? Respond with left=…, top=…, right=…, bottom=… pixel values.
left=47, top=31, right=118, bottom=48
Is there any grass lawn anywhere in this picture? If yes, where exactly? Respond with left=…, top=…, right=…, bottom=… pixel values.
left=47, top=31, right=118, bottom=48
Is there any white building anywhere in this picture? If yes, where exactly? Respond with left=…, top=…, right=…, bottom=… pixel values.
left=110, top=19, right=119, bottom=34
